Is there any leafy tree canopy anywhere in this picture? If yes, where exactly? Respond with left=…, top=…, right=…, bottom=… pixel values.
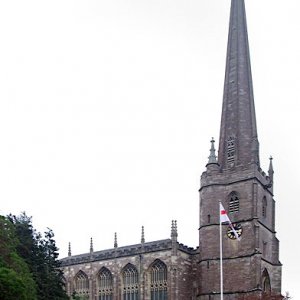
left=0, top=213, right=68, bottom=299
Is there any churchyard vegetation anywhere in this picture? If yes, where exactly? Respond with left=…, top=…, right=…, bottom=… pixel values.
left=0, top=212, right=68, bottom=299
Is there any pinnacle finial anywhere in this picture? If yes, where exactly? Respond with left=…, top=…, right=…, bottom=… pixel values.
left=171, top=220, right=178, bottom=255
left=171, top=220, right=178, bottom=239
left=114, top=232, right=118, bottom=248
left=68, top=242, right=72, bottom=257
left=141, top=226, right=145, bottom=244
left=268, top=156, right=274, bottom=182
left=269, top=156, right=274, bottom=172
left=207, top=138, right=218, bottom=165
left=90, top=237, right=93, bottom=253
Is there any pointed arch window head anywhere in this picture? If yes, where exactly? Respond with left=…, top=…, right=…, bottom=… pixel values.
left=122, top=263, right=139, bottom=300
left=227, top=136, right=236, bottom=166
left=98, top=267, right=113, bottom=300
left=262, top=269, right=271, bottom=293
left=150, top=259, right=168, bottom=300
left=228, top=192, right=239, bottom=213
left=262, top=197, right=267, bottom=218
left=74, top=270, right=89, bottom=296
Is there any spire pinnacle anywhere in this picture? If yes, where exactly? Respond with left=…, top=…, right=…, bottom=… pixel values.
left=171, top=220, right=178, bottom=255
left=68, top=242, right=71, bottom=257
left=114, top=232, right=118, bottom=248
left=207, top=138, right=218, bottom=165
left=171, top=220, right=178, bottom=240
left=218, top=0, right=259, bottom=169
left=90, top=237, right=93, bottom=253
left=268, top=156, right=274, bottom=191
left=141, top=226, right=145, bottom=244
left=268, top=156, right=274, bottom=174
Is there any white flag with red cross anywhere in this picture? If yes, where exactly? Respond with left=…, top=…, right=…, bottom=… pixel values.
left=219, top=202, right=240, bottom=240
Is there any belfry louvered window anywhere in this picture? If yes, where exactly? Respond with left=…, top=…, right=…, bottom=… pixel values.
left=150, top=260, right=168, bottom=300
left=74, top=270, right=89, bottom=298
left=262, top=197, right=267, bottom=218
left=98, top=267, right=113, bottom=300
left=229, top=192, right=239, bottom=213
left=227, top=136, right=236, bottom=164
left=122, top=264, right=139, bottom=300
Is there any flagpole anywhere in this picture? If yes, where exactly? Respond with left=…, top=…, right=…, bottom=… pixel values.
left=219, top=202, right=224, bottom=300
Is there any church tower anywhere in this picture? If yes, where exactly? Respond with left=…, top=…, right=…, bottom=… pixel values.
left=198, top=0, right=282, bottom=298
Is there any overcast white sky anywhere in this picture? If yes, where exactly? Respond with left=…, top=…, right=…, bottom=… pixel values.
left=0, top=0, right=299, bottom=298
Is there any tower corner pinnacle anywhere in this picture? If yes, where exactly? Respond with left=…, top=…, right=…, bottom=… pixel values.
left=206, top=138, right=220, bottom=172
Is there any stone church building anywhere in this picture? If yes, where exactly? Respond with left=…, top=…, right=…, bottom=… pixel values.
left=60, top=0, right=282, bottom=299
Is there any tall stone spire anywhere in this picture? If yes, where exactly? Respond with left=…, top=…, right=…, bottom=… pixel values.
left=199, top=1, right=282, bottom=297
left=218, top=0, right=259, bottom=170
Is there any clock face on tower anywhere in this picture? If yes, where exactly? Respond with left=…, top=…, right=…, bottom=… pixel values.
left=227, top=223, right=243, bottom=239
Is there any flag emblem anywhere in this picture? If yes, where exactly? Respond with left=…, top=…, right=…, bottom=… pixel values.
left=219, top=202, right=241, bottom=240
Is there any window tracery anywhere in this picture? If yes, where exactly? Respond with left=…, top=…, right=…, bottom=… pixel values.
left=74, top=270, right=89, bottom=298
left=122, top=263, right=139, bottom=300
left=98, top=267, right=113, bottom=300
left=150, top=260, right=168, bottom=300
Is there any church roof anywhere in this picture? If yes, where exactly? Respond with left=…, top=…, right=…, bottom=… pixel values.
left=60, top=239, right=197, bottom=267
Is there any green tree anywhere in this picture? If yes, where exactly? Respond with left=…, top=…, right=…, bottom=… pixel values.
left=0, top=215, right=37, bottom=299
left=37, top=228, right=68, bottom=299
left=8, top=212, right=68, bottom=300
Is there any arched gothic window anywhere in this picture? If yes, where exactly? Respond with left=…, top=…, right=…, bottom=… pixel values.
left=74, top=270, right=89, bottom=298
left=150, top=260, right=168, bottom=300
left=262, top=269, right=271, bottom=293
left=262, top=197, right=267, bottom=218
left=98, top=267, right=113, bottom=300
left=122, top=263, right=139, bottom=300
left=228, top=192, right=239, bottom=213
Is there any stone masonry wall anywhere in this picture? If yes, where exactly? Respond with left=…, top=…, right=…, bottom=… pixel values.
left=62, top=246, right=196, bottom=300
